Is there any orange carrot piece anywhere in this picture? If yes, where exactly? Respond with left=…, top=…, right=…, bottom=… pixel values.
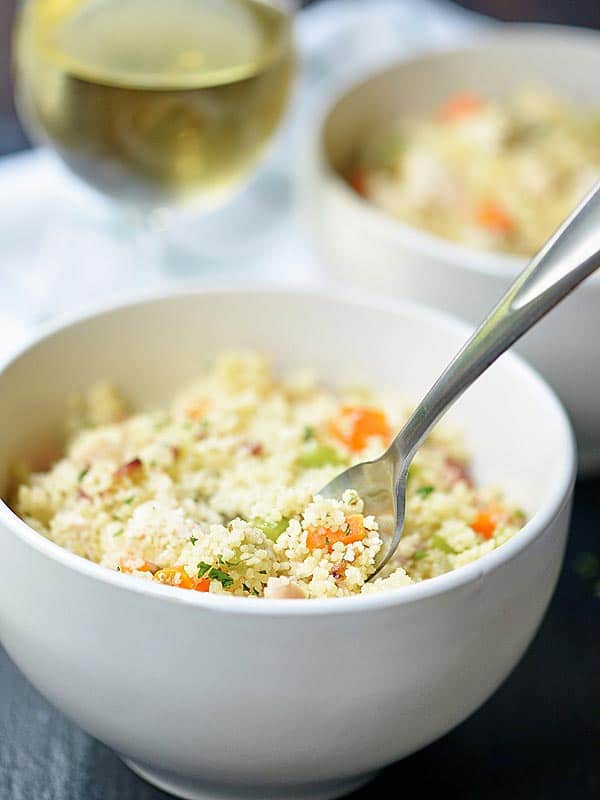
left=137, top=562, right=160, bottom=574
left=154, top=566, right=210, bottom=592
left=439, top=92, right=483, bottom=121
left=306, top=514, right=366, bottom=551
left=305, top=527, right=330, bottom=550
left=475, top=199, right=514, bottom=233
left=471, top=511, right=497, bottom=539
left=329, top=406, right=390, bottom=452
left=345, top=514, right=366, bottom=543
left=186, top=403, right=207, bottom=421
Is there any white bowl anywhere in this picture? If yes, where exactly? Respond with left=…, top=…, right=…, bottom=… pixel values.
left=304, top=24, right=600, bottom=472
left=0, top=287, right=574, bottom=800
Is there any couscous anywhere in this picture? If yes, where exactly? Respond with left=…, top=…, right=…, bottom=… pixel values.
left=348, top=88, right=600, bottom=257
left=14, top=352, right=525, bottom=599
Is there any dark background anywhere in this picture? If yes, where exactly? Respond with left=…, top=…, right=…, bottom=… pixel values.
left=0, top=2, right=599, bottom=800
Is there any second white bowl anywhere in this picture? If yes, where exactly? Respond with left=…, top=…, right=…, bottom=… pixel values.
left=304, top=25, right=600, bottom=471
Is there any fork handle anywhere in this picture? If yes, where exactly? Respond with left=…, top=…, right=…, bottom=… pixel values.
left=393, top=180, right=600, bottom=463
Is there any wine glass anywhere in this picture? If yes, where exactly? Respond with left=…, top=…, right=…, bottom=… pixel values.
left=12, top=0, right=296, bottom=293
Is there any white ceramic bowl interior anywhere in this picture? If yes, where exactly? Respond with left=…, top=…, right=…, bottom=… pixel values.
left=305, top=25, right=600, bottom=470
left=0, top=288, right=574, bottom=800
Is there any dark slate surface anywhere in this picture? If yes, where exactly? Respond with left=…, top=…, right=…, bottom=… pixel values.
left=1, top=478, right=599, bottom=800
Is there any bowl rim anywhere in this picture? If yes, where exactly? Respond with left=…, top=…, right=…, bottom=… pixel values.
left=315, top=21, right=600, bottom=283
left=0, top=283, right=576, bottom=617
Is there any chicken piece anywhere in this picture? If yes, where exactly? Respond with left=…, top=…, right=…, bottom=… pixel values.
left=264, top=577, right=306, bottom=599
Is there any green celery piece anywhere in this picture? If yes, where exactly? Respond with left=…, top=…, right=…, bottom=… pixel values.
left=252, top=517, right=290, bottom=542
left=431, top=534, right=456, bottom=554
left=298, top=442, right=344, bottom=468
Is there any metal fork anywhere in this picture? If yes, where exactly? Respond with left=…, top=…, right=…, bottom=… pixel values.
left=319, top=182, right=600, bottom=580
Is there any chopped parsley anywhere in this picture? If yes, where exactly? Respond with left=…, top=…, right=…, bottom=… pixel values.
left=189, top=536, right=198, bottom=546
left=113, top=528, right=124, bottom=538
left=416, top=486, right=435, bottom=499
left=197, top=561, right=234, bottom=588
left=413, top=550, right=427, bottom=561
left=303, top=425, right=315, bottom=441
left=78, top=467, right=89, bottom=482
left=124, top=496, right=135, bottom=505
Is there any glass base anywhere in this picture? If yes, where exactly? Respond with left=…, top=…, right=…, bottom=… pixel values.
left=162, top=168, right=292, bottom=274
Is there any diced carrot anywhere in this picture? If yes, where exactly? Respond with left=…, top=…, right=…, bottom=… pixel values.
left=153, top=566, right=193, bottom=588
left=345, top=514, right=366, bottom=542
left=306, top=527, right=330, bottom=550
left=329, top=406, right=390, bottom=452
left=186, top=403, right=206, bottom=421
left=471, top=510, right=497, bottom=539
left=306, top=514, right=366, bottom=551
left=348, top=167, right=370, bottom=197
left=153, top=566, right=210, bottom=592
left=137, top=561, right=160, bottom=574
left=439, top=92, right=483, bottom=121
left=475, top=199, right=514, bottom=234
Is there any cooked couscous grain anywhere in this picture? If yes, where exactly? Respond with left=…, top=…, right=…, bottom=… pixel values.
left=349, top=88, right=600, bottom=257
left=14, top=352, right=525, bottom=598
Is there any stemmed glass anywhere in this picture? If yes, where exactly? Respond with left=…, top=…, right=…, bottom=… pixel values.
left=12, top=0, right=296, bottom=300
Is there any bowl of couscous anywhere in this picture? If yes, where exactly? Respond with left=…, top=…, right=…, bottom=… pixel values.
left=0, top=286, right=574, bottom=800
left=304, top=25, right=600, bottom=470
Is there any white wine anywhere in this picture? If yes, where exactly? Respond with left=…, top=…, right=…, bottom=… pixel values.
left=15, top=0, right=295, bottom=206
